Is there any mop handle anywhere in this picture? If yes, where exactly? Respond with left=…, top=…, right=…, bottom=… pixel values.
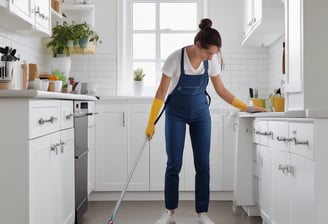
left=108, top=137, right=148, bottom=223
left=108, top=106, right=164, bottom=223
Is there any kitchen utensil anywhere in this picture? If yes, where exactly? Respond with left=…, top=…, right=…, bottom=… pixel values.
left=21, top=63, right=28, bottom=90
left=249, top=88, right=254, bottom=98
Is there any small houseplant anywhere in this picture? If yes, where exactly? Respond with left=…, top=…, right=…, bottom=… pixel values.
left=73, top=22, right=101, bottom=49
left=133, top=67, right=146, bottom=81
left=133, top=67, right=146, bottom=96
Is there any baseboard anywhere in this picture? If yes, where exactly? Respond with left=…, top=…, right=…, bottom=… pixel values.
left=89, top=191, right=233, bottom=201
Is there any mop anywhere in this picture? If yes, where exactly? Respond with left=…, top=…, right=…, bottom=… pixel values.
left=107, top=108, right=165, bottom=224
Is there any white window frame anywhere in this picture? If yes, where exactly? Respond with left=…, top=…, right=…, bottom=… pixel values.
left=117, top=0, right=207, bottom=96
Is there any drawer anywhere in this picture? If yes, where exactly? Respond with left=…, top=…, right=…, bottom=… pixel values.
left=289, top=122, right=314, bottom=160
left=269, top=121, right=289, bottom=152
left=61, top=101, right=74, bottom=130
left=29, top=100, right=61, bottom=139
left=254, top=120, right=270, bottom=146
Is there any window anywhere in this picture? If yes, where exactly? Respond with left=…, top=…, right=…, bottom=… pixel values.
left=118, top=0, right=207, bottom=95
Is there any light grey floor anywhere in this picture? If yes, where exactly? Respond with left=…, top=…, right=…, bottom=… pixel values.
left=81, top=201, right=262, bottom=224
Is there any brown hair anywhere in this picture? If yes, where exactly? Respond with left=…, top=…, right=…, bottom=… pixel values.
left=194, top=18, right=222, bottom=50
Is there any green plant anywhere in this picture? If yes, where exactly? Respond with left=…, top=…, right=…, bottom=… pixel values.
left=133, top=67, right=146, bottom=81
left=73, top=22, right=101, bottom=43
left=46, top=21, right=101, bottom=57
left=46, top=21, right=76, bottom=57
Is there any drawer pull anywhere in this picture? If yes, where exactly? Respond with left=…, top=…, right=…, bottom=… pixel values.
left=277, top=136, right=293, bottom=142
left=50, top=143, right=60, bottom=155
left=293, top=137, right=309, bottom=146
left=39, top=116, right=58, bottom=125
left=65, top=114, right=73, bottom=120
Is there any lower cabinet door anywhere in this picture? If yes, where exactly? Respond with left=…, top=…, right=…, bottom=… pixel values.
left=271, top=149, right=291, bottom=224
left=258, top=145, right=272, bottom=222
left=290, top=154, right=315, bottom=224
left=29, top=132, right=60, bottom=224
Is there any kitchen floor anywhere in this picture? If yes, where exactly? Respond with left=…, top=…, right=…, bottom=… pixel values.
left=81, top=200, right=262, bottom=224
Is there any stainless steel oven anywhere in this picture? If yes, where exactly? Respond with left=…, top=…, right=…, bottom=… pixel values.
left=73, top=101, right=92, bottom=224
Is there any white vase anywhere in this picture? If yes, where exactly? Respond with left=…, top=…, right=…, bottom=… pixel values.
left=51, top=56, right=71, bottom=80
left=133, top=81, right=143, bottom=96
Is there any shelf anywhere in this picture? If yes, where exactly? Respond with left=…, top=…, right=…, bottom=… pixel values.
left=61, top=4, right=95, bottom=27
left=62, top=4, right=95, bottom=12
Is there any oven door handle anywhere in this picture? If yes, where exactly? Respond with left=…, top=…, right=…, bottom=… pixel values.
left=75, top=149, right=89, bottom=159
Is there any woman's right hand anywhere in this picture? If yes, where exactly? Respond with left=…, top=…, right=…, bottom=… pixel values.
left=145, top=123, right=155, bottom=140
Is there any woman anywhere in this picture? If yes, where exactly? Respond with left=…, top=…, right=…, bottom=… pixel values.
left=145, top=18, right=265, bottom=224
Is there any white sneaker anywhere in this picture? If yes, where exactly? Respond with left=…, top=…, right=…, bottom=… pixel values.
left=198, top=213, right=215, bottom=224
left=154, top=211, right=176, bottom=224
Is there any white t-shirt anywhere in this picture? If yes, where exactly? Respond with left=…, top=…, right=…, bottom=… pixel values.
left=162, top=47, right=221, bottom=93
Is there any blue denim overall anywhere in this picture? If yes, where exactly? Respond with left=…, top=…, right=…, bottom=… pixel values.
left=164, top=47, right=211, bottom=213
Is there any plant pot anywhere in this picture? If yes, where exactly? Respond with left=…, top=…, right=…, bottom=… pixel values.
left=133, top=81, right=143, bottom=96
left=51, top=56, right=71, bottom=81
left=78, top=37, right=89, bottom=49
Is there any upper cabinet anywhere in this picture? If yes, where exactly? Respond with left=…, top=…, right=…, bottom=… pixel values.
left=284, top=0, right=328, bottom=114
left=242, top=0, right=284, bottom=47
left=33, top=0, right=51, bottom=35
left=0, top=0, right=51, bottom=36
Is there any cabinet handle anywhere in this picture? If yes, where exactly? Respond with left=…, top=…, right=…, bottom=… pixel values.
left=278, top=164, right=288, bottom=175
left=287, top=165, right=295, bottom=176
left=122, top=112, right=125, bottom=127
left=39, top=116, right=58, bottom=125
left=293, top=137, right=309, bottom=146
left=50, top=143, right=60, bottom=155
left=60, top=140, right=66, bottom=153
left=277, top=136, right=293, bottom=142
left=65, top=113, right=73, bottom=120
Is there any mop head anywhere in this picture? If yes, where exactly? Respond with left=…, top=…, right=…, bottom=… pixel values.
left=108, top=220, right=113, bottom=224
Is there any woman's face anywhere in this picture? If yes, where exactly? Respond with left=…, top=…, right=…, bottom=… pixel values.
left=197, top=43, right=220, bottom=61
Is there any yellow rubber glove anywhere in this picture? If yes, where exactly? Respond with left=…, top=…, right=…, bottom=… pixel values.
left=231, top=97, right=248, bottom=111
left=145, top=98, right=164, bottom=139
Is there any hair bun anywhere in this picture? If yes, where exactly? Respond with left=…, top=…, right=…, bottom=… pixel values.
left=199, top=18, right=212, bottom=30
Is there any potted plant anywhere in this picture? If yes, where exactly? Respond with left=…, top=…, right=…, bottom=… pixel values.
left=73, top=22, right=100, bottom=49
left=46, top=21, right=76, bottom=57
left=133, top=67, right=146, bottom=95
left=133, top=67, right=146, bottom=81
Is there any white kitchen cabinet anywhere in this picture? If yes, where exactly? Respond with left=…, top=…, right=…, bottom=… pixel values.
left=284, top=0, right=328, bottom=113
left=29, top=131, right=58, bottom=224
left=128, top=103, right=150, bottom=190
left=95, top=103, right=128, bottom=191
left=233, top=117, right=259, bottom=214
left=29, top=128, right=75, bottom=224
left=271, top=148, right=290, bottom=224
left=255, top=118, right=328, bottom=224
left=95, top=100, right=226, bottom=194
left=243, top=0, right=262, bottom=40
left=258, top=145, right=272, bottom=223
left=242, top=0, right=284, bottom=46
left=0, top=0, right=51, bottom=36
left=0, top=99, right=75, bottom=224
left=33, top=0, right=51, bottom=35
left=95, top=102, right=150, bottom=191
left=8, top=0, right=34, bottom=25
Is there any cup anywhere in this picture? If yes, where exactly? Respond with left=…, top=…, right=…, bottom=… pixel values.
left=274, top=97, right=285, bottom=112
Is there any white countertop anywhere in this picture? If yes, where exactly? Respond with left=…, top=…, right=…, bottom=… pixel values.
left=0, top=89, right=98, bottom=101
left=238, top=109, right=328, bottom=118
